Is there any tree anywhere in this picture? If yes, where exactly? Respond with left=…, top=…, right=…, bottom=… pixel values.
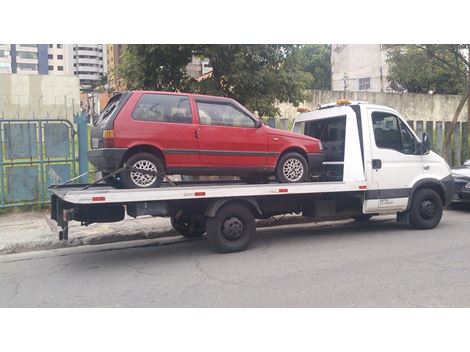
left=118, top=44, right=314, bottom=117
left=289, top=44, right=331, bottom=90
left=117, top=45, right=195, bottom=91
left=387, top=44, right=470, bottom=159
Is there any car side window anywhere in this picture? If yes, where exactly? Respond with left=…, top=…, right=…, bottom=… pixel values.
left=132, top=94, right=192, bottom=124
left=196, top=101, right=255, bottom=128
left=372, top=112, right=418, bottom=154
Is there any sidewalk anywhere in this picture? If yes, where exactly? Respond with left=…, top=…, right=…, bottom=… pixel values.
left=0, top=209, right=314, bottom=255
left=0, top=210, right=176, bottom=255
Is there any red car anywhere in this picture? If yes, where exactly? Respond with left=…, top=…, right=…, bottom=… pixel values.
left=88, top=91, right=324, bottom=188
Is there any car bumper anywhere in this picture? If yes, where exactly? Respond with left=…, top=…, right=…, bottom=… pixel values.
left=307, top=152, right=325, bottom=170
left=87, top=148, right=128, bottom=172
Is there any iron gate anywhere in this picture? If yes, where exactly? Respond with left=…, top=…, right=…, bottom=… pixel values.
left=0, top=119, right=77, bottom=207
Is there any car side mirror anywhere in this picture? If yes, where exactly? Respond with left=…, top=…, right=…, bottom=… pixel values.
left=421, top=132, right=431, bottom=154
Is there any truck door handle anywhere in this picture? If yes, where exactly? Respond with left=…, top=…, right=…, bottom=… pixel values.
left=372, top=159, right=382, bottom=169
left=194, top=129, right=200, bottom=139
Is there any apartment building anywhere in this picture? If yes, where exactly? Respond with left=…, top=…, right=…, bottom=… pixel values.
left=47, top=44, right=69, bottom=76
left=331, top=44, right=391, bottom=92
left=0, top=44, right=48, bottom=74
left=106, top=44, right=126, bottom=91
left=66, top=44, right=107, bottom=86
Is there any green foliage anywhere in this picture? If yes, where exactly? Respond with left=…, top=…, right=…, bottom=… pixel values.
left=118, top=44, right=324, bottom=117
left=117, top=45, right=195, bottom=91
left=288, top=44, right=331, bottom=90
left=387, top=45, right=467, bottom=94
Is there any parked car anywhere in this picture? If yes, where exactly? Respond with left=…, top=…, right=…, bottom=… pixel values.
left=452, top=159, right=470, bottom=202
left=88, top=91, right=325, bottom=188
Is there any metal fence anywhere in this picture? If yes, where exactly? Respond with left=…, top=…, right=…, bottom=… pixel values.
left=0, top=119, right=77, bottom=207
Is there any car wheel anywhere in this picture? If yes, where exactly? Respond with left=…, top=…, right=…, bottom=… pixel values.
left=275, top=152, right=308, bottom=183
left=170, top=216, right=206, bottom=239
left=102, top=172, right=123, bottom=189
left=409, top=188, right=443, bottom=229
left=121, top=152, right=164, bottom=189
left=206, top=203, right=256, bottom=253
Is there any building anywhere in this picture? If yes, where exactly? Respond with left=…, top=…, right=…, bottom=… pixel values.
left=106, top=44, right=126, bottom=91
left=0, top=44, right=49, bottom=75
left=65, top=44, right=107, bottom=87
left=186, top=57, right=212, bottom=78
left=47, top=44, right=69, bottom=76
left=331, top=44, right=391, bottom=92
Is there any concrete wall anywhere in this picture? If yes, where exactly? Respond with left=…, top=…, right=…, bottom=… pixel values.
left=277, top=90, right=469, bottom=123
left=0, top=73, right=80, bottom=120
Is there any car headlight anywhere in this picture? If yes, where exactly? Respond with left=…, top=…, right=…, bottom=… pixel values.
left=465, top=183, right=470, bottom=189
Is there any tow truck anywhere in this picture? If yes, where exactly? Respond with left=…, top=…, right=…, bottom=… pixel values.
left=48, top=101, right=454, bottom=253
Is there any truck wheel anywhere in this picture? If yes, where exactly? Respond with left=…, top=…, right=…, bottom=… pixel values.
left=206, top=203, right=256, bottom=253
left=409, top=188, right=443, bottom=229
left=275, top=152, right=308, bottom=183
left=170, top=216, right=206, bottom=239
left=351, top=214, right=373, bottom=222
left=121, top=153, right=164, bottom=189
left=102, top=172, right=123, bottom=189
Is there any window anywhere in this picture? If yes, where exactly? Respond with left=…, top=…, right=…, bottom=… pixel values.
left=0, top=50, right=9, bottom=57
left=18, top=51, right=37, bottom=59
left=196, top=101, right=255, bottom=128
left=57, top=55, right=63, bottom=60
left=48, top=54, right=53, bottom=59
left=372, top=112, right=417, bottom=154
left=132, top=94, right=192, bottom=124
left=49, top=44, right=53, bottom=48
left=359, top=77, right=371, bottom=90
left=58, top=66, right=63, bottom=71
left=48, top=65, right=53, bottom=70
left=305, top=116, right=346, bottom=161
left=0, top=62, right=10, bottom=68
left=17, top=63, right=38, bottom=71
left=57, top=44, right=62, bottom=49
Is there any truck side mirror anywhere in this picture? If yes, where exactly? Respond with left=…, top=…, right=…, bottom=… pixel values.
left=421, top=132, right=431, bottom=154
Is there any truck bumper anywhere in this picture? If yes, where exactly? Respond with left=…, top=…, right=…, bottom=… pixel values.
left=440, top=174, right=455, bottom=206
left=87, top=148, right=128, bottom=172
left=307, top=152, right=325, bottom=170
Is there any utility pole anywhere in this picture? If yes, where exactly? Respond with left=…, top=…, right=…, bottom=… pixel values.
left=343, top=73, right=348, bottom=98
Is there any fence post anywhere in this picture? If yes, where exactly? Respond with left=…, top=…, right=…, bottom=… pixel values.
left=426, top=121, right=433, bottom=149
left=444, top=121, right=452, bottom=162
left=452, top=122, right=461, bottom=166
left=462, top=122, right=469, bottom=162
left=435, top=121, right=443, bottom=156
left=74, top=111, right=89, bottom=183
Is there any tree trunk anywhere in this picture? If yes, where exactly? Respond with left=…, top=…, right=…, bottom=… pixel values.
left=442, top=81, right=470, bottom=162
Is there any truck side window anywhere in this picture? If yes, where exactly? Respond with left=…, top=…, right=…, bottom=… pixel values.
left=372, top=112, right=417, bottom=154
left=304, top=115, right=346, bottom=161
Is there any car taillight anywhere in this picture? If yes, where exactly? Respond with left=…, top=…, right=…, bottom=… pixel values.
left=103, top=129, right=114, bottom=147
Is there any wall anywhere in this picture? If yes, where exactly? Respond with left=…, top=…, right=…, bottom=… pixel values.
left=277, top=89, right=469, bottom=123
left=0, top=73, right=80, bottom=120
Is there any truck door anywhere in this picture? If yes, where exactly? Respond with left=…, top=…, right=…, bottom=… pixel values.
left=368, top=109, right=422, bottom=210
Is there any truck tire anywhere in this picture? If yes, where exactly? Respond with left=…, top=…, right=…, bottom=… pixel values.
left=170, top=216, right=206, bottom=239
left=409, top=188, right=443, bottom=229
left=121, top=153, right=164, bottom=189
left=351, top=214, right=373, bottom=222
left=275, top=152, right=308, bottom=183
left=206, top=203, right=256, bottom=253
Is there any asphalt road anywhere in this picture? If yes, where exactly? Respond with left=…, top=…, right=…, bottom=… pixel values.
left=1, top=204, right=470, bottom=307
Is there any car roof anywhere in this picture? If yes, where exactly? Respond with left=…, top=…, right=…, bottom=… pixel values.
left=131, top=90, right=233, bottom=101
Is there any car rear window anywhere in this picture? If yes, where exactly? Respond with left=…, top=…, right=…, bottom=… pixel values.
left=95, top=93, right=122, bottom=125
left=132, top=94, right=192, bottom=124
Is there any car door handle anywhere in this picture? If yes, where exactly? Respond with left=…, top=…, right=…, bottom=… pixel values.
left=372, top=159, right=382, bottom=169
left=194, top=129, right=200, bottom=139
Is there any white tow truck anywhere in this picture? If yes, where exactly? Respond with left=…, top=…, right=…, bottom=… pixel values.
left=49, top=100, right=453, bottom=253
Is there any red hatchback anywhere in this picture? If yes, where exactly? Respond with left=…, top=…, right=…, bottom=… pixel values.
left=88, top=91, right=324, bottom=188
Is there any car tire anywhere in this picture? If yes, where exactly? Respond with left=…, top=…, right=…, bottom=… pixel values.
left=102, top=172, right=123, bottom=189
left=409, top=188, right=443, bottom=229
left=170, top=216, right=206, bottom=239
left=351, top=214, right=374, bottom=222
left=206, top=203, right=256, bottom=253
left=121, top=152, right=164, bottom=189
left=275, top=152, right=308, bottom=183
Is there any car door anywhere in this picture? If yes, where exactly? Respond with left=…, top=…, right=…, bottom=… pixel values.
left=368, top=109, right=423, bottom=209
left=194, top=99, right=268, bottom=169
left=120, top=92, right=200, bottom=168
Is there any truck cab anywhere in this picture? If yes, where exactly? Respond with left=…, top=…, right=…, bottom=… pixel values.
left=293, top=100, right=454, bottom=218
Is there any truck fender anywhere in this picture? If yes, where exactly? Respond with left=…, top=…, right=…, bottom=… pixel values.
left=204, top=198, right=263, bottom=218
left=405, top=177, right=450, bottom=211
